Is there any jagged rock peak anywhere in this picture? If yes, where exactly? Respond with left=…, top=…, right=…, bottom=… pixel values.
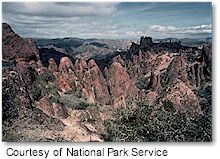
left=140, top=36, right=153, bottom=48
left=2, top=23, right=13, bottom=32
left=88, top=59, right=98, bottom=68
left=2, top=23, right=39, bottom=62
left=59, top=56, right=74, bottom=72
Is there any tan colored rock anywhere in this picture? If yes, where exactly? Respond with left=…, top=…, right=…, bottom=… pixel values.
left=57, top=57, right=76, bottom=93
left=146, top=91, right=158, bottom=105
left=81, top=59, right=88, bottom=70
left=83, top=123, right=98, bottom=133
left=82, top=88, right=95, bottom=104
left=106, top=62, right=137, bottom=108
left=148, top=70, right=161, bottom=91
left=88, top=59, right=110, bottom=104
left=48, top=58, right=58, bottom=72
left=112, top=55, right=125, bottom=66
left=52, top=102, right=69, bottom=118
left=36, top=98, right=69, bottom=119
left=2, top=68, right=65, bottom=139
left=159, top=54, right=189, bottom=89
left=72, top=59, right=110, bottom=105
left=164, top=79, right=203, bottom=119
left=59, top=56, right=74, bottom=73
left=36, top=98, right=55, bottom=117
left=88, top=59, right=97, bottom=68
left=57, top=74, right=73, bottom=93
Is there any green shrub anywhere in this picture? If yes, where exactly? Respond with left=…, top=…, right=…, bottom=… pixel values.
left=41, top=70, right=55, bottom=82
left=135, top=78, right=148, bottom=90
left=48, top=96, right=62, bottom=104
left=29, top=83, right=42, bottom=101
left=87, top=117, right=96, bottom=125
left=2, top=132, right=22, bottom=142
left=76, top=102, right=92, bottom=110
left=28, top=70, right=57, bottom=101
left=162, top=99, right=175, bottom=113
left=64, top=89, right=73, bottom=95
left=75, top=89, right=82, bottom=98
left=103, top=99, right=211, bottom=142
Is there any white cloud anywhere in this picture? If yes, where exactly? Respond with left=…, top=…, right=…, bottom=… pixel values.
left=149, top=25, right=177, bottom=32
left=3, top=2, right=118, bottom=17
left=148, top=24, right=211, bottom=38
left=126, top=31, right=143, bottom=36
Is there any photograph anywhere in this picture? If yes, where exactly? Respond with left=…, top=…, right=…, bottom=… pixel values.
left=2, top=2, right=212, bottom=142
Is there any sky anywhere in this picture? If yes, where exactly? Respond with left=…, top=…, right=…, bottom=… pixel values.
left=2, top=2, right=212, bottom=39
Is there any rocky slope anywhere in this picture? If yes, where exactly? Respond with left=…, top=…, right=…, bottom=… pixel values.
left=2, top=23, right=212, bottom=141
left=2, top=23, right=66, bottom=141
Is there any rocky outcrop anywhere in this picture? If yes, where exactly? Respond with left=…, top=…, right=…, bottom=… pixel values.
left=140, top=36, right=153, bottom=50
left=57, top=57, right=75, bottom=93
left=14, top=61, right=38, bottom=86
left=202, top=44, right=212, bottom=69
left=48, top=58, right=58, bottom=72
left=36, top=98, right=55, bottom=117
left=2, top=22, right=212, bottom=141
left=87, top=59, right=110, bottom=104
left=25, top=37, right=40, bottom=59
left=36, top=98, right=69, bottom=119
left=2, top=23, right=38, bottom=62
left=52, top=102, right=69, bottom=118
left=187, top=62, right=205, bottom=89
left=146, top=91, right=158, bottom=105
left=163, top=79, right=203, bottom=119
left=59, top=56, right=74, bottom=72
left=202, top=44, right=212, bottom=80
left=129, top=42, right=139, bottom=53
left=2, top=69, right=65, bottom=141
left=160, top=53, right=189, bottom=89
left=2, top=70, right=32, bottom=121
left=56, top=57, right=111, bottom=105
left=129, top=36, right=153, bottom=53
left=105, top=62, right=137, bottom=107
left=112, top=55, right=125, bottom=67
left=2, top=23, right=67, bottom=141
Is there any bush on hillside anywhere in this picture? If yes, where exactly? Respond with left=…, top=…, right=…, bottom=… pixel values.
left=103, top=99, right=211, bottom=142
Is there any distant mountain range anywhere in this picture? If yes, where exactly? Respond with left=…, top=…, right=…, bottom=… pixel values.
left=33, top=37, right=133, bottom=59
left=33, top=37, right=211, bottom=60
left=153, top=37, right=212, bottom=46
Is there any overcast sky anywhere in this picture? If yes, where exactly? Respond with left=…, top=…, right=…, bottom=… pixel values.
left=2, top=2, right=212, bottom=39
